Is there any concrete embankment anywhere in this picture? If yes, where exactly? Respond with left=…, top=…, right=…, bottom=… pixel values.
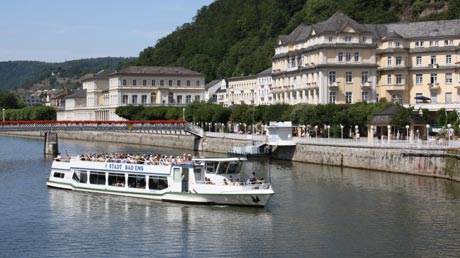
left=2, top=131, right=460, bottom=182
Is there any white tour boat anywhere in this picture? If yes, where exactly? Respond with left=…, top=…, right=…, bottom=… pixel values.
left=47, top=155, right=274, bottom=207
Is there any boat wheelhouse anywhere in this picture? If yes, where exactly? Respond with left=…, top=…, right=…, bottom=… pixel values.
left=47, top=156, right=274, bottom=207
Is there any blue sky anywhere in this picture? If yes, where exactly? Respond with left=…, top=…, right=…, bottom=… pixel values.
left=0, top=0, right=214, bottom=62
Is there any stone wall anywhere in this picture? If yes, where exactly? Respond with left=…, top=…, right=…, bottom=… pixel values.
left=2, top=131, right=460, bottom=181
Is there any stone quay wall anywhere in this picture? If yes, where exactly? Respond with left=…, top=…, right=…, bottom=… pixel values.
left=2, top=131, right=459, bottom=181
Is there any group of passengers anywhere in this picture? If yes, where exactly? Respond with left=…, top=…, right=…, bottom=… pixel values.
left=76, top=152, right=193, bottom=165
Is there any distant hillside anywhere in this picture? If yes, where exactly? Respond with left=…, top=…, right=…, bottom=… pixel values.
left=135, top=0, right=460, bottom=82
left=0, top=57, right=136, bottom=90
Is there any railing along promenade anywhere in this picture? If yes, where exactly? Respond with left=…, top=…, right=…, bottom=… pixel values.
left=0, top=120, right=204, bottom=137
left=205, top=131, right=460, bottom=150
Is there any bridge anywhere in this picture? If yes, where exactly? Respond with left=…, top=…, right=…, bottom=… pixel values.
left=0, top=120, right=204, bottom=155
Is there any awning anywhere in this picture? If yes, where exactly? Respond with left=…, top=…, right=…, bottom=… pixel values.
left=414, top=96, right=431, bottom=101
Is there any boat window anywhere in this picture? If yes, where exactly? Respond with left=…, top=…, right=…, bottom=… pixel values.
left=108, top=173, right=125, bottom=187
left=128, top=174, right=146, bottom=189
left=227, top=161, right=242, bottom=174
left=173, top=167, right=181, bottom=181
left=205, top=162, right=218, bottom=174
left=149, top=176, right=168, bottom=190
left=194, top=166, right=204, bottom=181
left=53, top=172, right=65, bottom=178
left=217, top=162, right=229, bottom=174
left=89, top=171, right=106, bottom=185
left=73, top=170, right=87, bottom=183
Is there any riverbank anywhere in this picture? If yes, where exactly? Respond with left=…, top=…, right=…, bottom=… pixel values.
left=2, top=130, right=459, bottom=182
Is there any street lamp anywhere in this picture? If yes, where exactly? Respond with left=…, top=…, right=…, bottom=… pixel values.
left=405, top=125, right=410, bottom=144
left=448, top=123, right=452, bottom=147
left=327, top=125, right=330, bottom=141
left=370, top=125, right=375, bottom=146
left=182, top=108, right=185, bottom=121
left=340, top=124, right=344, bottom=142
left=355, top=125, right=359, bottom=141
left=2, top=108, right=4, bottom=122
left=426, top=124, right=430, bottom=146
left=387, top=125, right=391, bottom=143
left=314, top=125, right=318, bottom=140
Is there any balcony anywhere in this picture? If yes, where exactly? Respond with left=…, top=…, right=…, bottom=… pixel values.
left=428, top=63, right=439, bottom=69
left=306, top=82, right=319, bottom=89
left=384, top=84, right=407, bottom=92
left=428, top=82, right=440, bottom=90
left=329, top=81, right=339, bottom=88
left=361, top=81, right=371, bottom=88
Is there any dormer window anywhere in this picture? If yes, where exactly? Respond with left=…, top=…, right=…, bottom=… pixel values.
left=328, top=36, right=333, bottom=43
left=344, top=36, right=352, bottom=42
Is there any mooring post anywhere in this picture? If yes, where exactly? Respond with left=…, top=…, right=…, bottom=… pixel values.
left=44, top=132, right=59, bottom=156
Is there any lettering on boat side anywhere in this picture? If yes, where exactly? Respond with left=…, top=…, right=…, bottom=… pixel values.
left=107, top=163, right=144, bottom=172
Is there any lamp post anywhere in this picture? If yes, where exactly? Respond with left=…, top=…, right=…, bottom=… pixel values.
left=340, top=125, right=344, bottom=142
left=182, top=108, right=185, bottom=121
left=448, top=123, right=452, bottom=148
left=315, top=125, right=318, bottom=140
left=2, top=108, right=4, bottom=122
left=387, top=125, right=391, bottom=144
left=370, top=125, right=375, bottom=146
left=327, top=125, right=330, bottom=142
left=355, top=125, right=359, bottom=141
left=405, top=125, right=410, bottom=145
left=426, top=124, right=430, bottom=146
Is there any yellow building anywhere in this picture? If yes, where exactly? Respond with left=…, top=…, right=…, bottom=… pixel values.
left=273, top=11, right=460, bottom=111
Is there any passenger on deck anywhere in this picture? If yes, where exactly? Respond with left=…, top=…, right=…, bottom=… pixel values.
left=248, top=172, right=257, bottom=184
left=228, top=175, right=234, bottom=184
left=56, top=153, right=62, bottom=161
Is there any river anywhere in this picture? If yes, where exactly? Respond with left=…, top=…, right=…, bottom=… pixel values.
left=1, top=135, right=460, bottom=257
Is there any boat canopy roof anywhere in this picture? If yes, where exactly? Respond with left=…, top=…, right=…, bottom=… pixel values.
left=192, top=157, right=247, bottom=162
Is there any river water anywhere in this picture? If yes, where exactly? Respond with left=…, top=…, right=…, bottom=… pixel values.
left=1, top=135, right=460, bottom=258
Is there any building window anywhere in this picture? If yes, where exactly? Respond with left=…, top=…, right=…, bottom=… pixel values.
left=354, top=52, right=360, bottom=62
left=388, top=41, right=393, bottom=47
left=141, top=95, right=147, bottom=104
left=160, top=80, right=164, bottom=86
left=446, top=92, right=452, bottom=104
left=132, top=95, right=138, bottom=104
left=122, top=95, right=128, bottom=104
left=446, top=73, right=453, bottom=84
left=391, top=94, right=403, bottom=104
left=396, top=74, right=402, bottom=85
left=416, top=56, right=422, bottom=65
left=143, top=80, right=147, bottom=86
left=177, top=95, right=183, bottom=104
left=196, top=80, right=200, bottom=86
left=429, top=40, right=438, bottom=46
left=446, top=54, right=452, bottom=64
left=396, top=56, right=402, bottom=66
left=344, top=36, right=352, bottom=42
left=387, top=74, right=392, bottom=85
left=362, top=36, right=367, bottom=43
left=152, top=80, right=155, bottom=86
left=430, top=73, right=438, bottom=84
left=346, top=52, right=351, bottom=62
left=168, top=80, right=173, bottom=86
left=187, top=80, right=191, bottom=86
left=338, top=52, right=343, bottom=62
left=415, top=93, right=423, bottom=103
left=195, top=95, right=200, bottom=101
left=396, top=42, right=401, bottom=47
left=361, top=71, right=368, bottom=83
left=416, top=74, right=423, bottom=85
left=122, top=80, right=127, bottom=86
left=133, top=80, right=137, bottom=86
left=415, top=41, right=424, bottom=47
left=387, top=56, right=392, bottom=66
left=345, top=92, right=352, bottom=104
left=430, top=92, right=438, bottom=104
left=445, top=39, right=453, bottom=46
left=177, top=80, right=181, bottom=86
left=329, top=71, right=336, bottom=82
left=430, top=55, right=437, bottom=65
left=328, top=36, right=333, bottom=42
left=186, top=95, right=192, bottom=103
left=361, top=91, right=368, bottom=102
left=150, top=93, right=156, bottom=104
left=329, top=92, right=336, bottom=104
left=346, top=72, right=353, bottom=83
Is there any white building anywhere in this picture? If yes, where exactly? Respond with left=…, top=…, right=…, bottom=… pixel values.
left=57, top=66, right=205, bottom=121
left=205, top=79, right=226, bottom=103
left=256, top=68, right=273, bottom=105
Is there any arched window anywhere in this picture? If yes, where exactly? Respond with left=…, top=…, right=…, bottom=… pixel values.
left=391, top=94, right=403, bottom=104
left=150, top=93, right=157, bottom=104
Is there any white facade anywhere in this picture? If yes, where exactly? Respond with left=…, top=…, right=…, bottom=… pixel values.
left=57, top=66, right=206, bottom=121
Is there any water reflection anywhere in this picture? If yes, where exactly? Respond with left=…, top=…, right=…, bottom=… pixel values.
left=47, top=188, right=273, bottom=257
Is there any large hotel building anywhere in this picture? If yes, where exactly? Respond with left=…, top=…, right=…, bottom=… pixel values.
left=272, top=11, right=460, bottom=111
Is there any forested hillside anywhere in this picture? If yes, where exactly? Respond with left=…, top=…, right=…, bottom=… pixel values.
left=0, top=57, right=135, bottom=90
left=135, top=0, right=460, bottom=82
